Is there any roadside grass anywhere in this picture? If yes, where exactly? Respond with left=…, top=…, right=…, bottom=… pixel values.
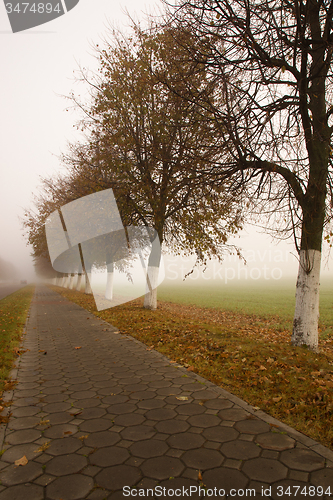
left=51, top=285, right=333, bottom=450
left=0, top=285, right=35, bottom=403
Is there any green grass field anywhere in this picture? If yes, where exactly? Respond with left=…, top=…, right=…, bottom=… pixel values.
left=157, top=278, right=333, bottom=337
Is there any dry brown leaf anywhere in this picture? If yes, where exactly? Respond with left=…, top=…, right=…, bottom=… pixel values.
left=176, top=396, right=189, bottom=401
left=14, top=455, right=28, bottom=466
left=39, top=419, right=50, bottom=426
left=75, top=346, right=82, bottom=350
left=259, top=365, right=267, bottom=371
left=198, top=470, right=203, bottom=481
left=272, top=396, right=282, bottom=403
left=63, top=431, right=72, bottom=435
left=35, top=441, right=50, bottom=452
left=78, top=435, right=89, bottom=441
left=187, top=366, right=195, bottom=372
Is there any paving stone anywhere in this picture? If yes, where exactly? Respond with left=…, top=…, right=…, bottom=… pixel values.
left=167, top=433, right=205, bottom=450
left=175, top=404, right=206, bottom=416
left=187, top=414, right=221, bottom=428
left=202, top=426, right=239, bottom=443
left=0, top=484, right=44, bottom=500
left=77, top=398, right=101, bottom=408
left=106, top=403, right=137, bottom=414
left=182, top=448, right=223, bottom=470
left=280, top=448, right=325, bottom=472
left=6, top=429, right=41, bottom=445
left=137, top=399, right=165, bottom=409
left=46, top=454, right=87, bottom=476
left=141, top=456, right=185, bottom=480
left=33, top=473, right=56, bottom=486
left=79, top=407, right=107, bottom=419
left=234, top=418, right=271, bottom=434
left=219, top=408, right=250, bottom=421
left=10, top=407, right=40, bottom=418
left=47, top=437, right=82, bottom=456
left=310, top=467, right=333, bottom=489
left=0, top=461, right=42, bottom=486
left=255, top=432, right=295, bottom=451
left=46, top=474, right=94, bottom=500
left=121, top=425, right=156, bottom=441
left=96, top=464, right=141, bottom=489
left=130, top=439, right=169, bottom=458
left=145, top=408, right=177, bottom=421
left=242, top=457, right=288, bottom=482
left=43, top=402, right=71, bottom=413
left=80, top=418, right=112, bottom=432
left=43, top=423, right=78, bottom=439
left=46, top=411, right=73, bottom=425
left=159, top=477, right=204, bottom=500
left=202, top=467, right=248, bottom=492
left=113, top=414, right=145, bottom=427
left=84, top=431, right=121, bottom=448
left=155, top=419, right=190, bottom=434
left=89, top=446, right=130, bottom=467
left=1, top=443, right=42, bottom=463
left=221, top=439, right=261, bottom=459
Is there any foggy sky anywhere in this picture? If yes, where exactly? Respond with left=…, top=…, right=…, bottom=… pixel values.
left=0, top=0, right=332, bottom=282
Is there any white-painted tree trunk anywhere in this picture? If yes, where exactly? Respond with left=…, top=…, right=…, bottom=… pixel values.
left=143, top=266, right=159, bottom=310
left=69, top=274, right=75, bottom=289
left=64, top=275, right=70, bottom=288
left=85, top=272, right=92, bottom=294
left=105, top=273, right=114, bottom=300
left=76, top=274, right=82, bottom=291
left=291, top=249, right=321, bottom=351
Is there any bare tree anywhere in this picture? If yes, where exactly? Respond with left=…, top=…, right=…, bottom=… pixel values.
left=166, top=0, right=333, bottom=349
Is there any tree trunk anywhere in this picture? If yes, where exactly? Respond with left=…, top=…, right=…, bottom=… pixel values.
left=143, top=266, right=160, bottom=309
left=291, top=249, right=321, bottom=350
left=69, top=274, right=75, bottom=289
left=143, top=236, right=162, bottom=310
left=76, top=274, right=82, bottom=291
left=85, top=272, right=92, bottom=294
left=64, top=275, right=70, bottom=288
left=105, top=262, right=114, bottom=301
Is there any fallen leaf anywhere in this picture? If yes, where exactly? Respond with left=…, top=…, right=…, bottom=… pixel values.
left=78, top=435, right=89, bottom=441
left=198, top=470, right=203, bottom=481
left=187, top=366, right=195, bottom=372
left=39, top=419, right=50, bottom=426
left=70, top=412, right=82, bottom=417
left=272, top=396, right=282, bottom=403
left=38, top=350, right=45, bottom=353
left=15, top=455, right=28, bottom=466
left=95, top=339, right=100, bottom=341
left=259, top=365, right=267, bottom=371
left=75, top=347, right=82, bottom=350
left=35, top=441, right=50, bottom=452
left=176, top=396, right=189, bottom=401
left=63, top=431, right=72, bottom=435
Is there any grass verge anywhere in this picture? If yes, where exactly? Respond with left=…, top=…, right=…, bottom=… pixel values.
left=51, top=285, right=333, bottom=450
left=0, top=285, right=35, bottom=408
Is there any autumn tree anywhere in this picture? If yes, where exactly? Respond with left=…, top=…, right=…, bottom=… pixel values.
left=66, top=24, right=243, bottom=309
left=166, top=0, right=333, bottom=348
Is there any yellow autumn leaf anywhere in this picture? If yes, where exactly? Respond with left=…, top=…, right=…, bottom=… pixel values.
left=15, top=455, right=28, bottom=466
